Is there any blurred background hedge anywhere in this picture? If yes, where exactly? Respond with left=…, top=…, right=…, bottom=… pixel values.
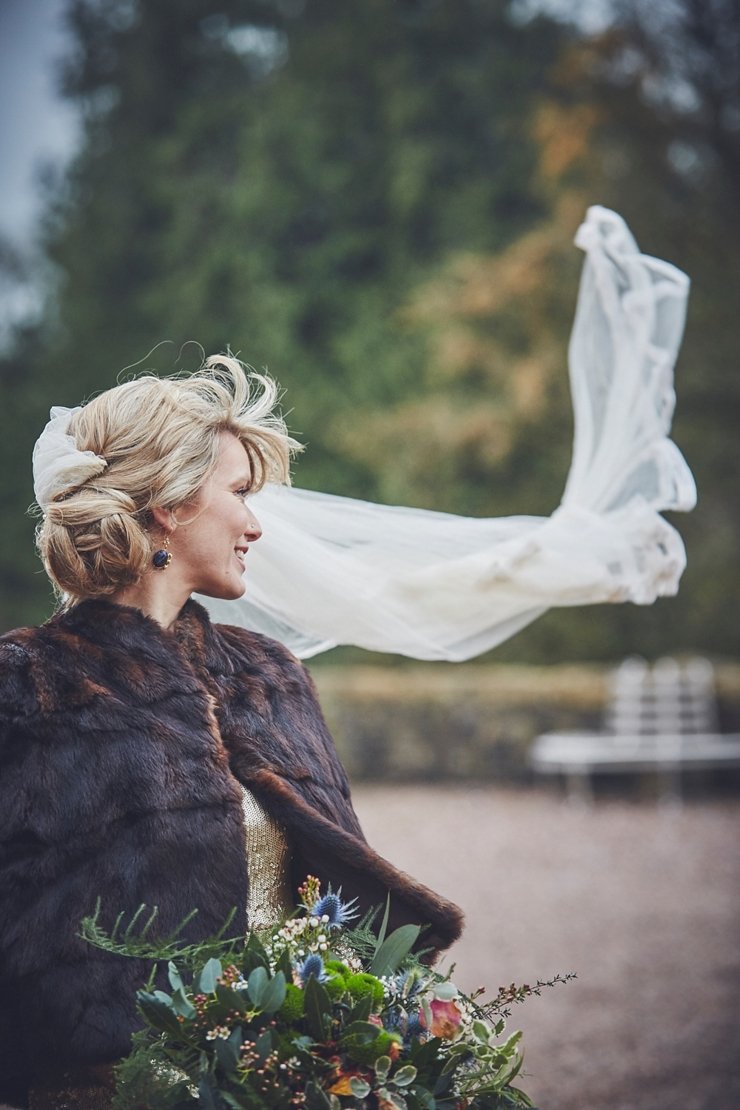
left=310, top=660, right=740, bottom=782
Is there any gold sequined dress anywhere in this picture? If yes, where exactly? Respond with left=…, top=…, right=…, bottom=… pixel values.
left=240, top=785, right=294, bottom=929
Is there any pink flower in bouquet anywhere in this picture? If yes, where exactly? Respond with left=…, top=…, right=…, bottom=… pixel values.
left=422, top=998, right=464, bottom=1040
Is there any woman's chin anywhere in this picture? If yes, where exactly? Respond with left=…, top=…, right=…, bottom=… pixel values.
left=198, top=577, right=247, bottom=602
left=225, top=577, right=248, bottom=600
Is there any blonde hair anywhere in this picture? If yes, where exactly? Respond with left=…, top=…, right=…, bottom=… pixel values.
left=36, top=355, right=300, bottom=602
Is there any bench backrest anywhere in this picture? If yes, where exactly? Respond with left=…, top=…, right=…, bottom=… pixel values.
left=605, top=656, right=718, bottom=738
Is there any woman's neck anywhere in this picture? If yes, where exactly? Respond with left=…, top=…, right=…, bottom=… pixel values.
left=110, top=571, right=191, bottom=629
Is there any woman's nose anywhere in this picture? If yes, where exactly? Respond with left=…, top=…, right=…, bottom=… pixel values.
left=245, top=509, right=262, bottom=542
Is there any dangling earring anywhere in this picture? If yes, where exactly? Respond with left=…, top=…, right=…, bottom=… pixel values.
left=152, top=533, right=172, bottom=570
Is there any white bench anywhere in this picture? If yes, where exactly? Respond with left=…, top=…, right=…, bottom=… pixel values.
left=531, top=657, right=740, bottom=803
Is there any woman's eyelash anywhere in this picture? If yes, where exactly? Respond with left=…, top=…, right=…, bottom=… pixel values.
left=235, top=486, right=251, bottom=498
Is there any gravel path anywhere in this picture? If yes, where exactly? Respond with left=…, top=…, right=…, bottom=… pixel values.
left=353, top=785, right=740, bottom=1110
left=3, top=787, right=736, bottom=1109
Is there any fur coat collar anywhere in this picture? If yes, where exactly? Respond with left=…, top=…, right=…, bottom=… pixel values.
left=0, top=598, right=463, bottom=1103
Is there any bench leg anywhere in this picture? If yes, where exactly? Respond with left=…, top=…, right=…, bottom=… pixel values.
left=657, top=762, right=682, bottom=809
left=565, top=767, right=593, bottom=806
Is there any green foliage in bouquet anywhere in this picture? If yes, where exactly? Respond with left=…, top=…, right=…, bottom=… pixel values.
left=81, top=877, right=573, bottom=1109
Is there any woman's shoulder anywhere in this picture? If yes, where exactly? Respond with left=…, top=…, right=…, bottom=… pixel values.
left=216, top=620, right=305, bottom=673
left=0, top=617, right=88, bottom=721
left=0, top=625, right=43, bottom=719
left=184, top=600, right=309, bottom=682
left=0, top=604, right=158, bottom=718
left=196, top=607, right=353, bottom=797
left=210, top=620, right=323, bottom=710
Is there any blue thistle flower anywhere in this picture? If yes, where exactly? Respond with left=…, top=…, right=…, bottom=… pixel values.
left=396, top=968, right=424, bottom=999
left=405, top=1013, right=425, bottom=1041
left=309, top=891, right=359, bottom=930
left=297, top=953, right=328, bottom=986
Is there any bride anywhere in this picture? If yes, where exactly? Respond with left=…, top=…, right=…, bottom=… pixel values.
left=0, top=207, right=694, bottom=1108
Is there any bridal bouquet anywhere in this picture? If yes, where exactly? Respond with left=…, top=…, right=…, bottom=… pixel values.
left=82, top=877, right=571, bottom=1109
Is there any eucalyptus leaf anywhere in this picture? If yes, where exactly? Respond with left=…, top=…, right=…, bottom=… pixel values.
left=261, top=969, right=287, bottom=1013
left=214, top=1031, right=240, bottom=1073
left=292, top=1034, right=314, bottom=1051
left=171, top=986, right=196, bottom=1018
left=256, top=1029, right=273, bottom=1062
left=151, top=989, right=174, bottom=1006
left=195, top=958, right=222, bottom=995
left=215, top=984, right=250, bottom=1014
left=247, top=966, right=268, bottom=1008
left=167, top=961, right=186, bottom=993
left=137, top=992, right=184, bottom=1038
left=370, top=923, right=421, bottom=977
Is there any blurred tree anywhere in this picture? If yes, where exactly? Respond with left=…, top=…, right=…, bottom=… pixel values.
left=608, top=0, right=740, bottom=196
left=0, top=0, right=736, bottom=663
left=468, top=0, right=740, bottom=660
left=340, top=0, right=740, bottom=660
left=40, top=0, right=561, bottom=483
left=334, top=203, right=581, bottom=518
left=0, top=0, right=564, bottom=628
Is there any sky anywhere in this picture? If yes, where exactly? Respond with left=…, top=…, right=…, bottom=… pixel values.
left=0, top=0, right=78, bottom=248
left=0, top=0, right=78, bottom=335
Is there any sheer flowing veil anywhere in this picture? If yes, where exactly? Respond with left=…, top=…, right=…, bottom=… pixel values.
left=200, top=207, right=696, bottom=660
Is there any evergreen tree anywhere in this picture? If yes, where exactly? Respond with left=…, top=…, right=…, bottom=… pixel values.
left=42, top=0, right=560, bottom=485
left=1, top=0, right=736, bottom=662
left=1, top=0, right=563, bottom=628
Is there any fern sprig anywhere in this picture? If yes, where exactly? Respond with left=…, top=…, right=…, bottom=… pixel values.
left=80, top=899, right=240, bottom=972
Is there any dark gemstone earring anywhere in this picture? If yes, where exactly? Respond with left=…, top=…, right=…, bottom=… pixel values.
left=152, top=534, right=172, bottom=570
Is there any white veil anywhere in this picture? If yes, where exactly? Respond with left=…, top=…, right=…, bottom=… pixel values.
left=200, top=207, right=696, bottom=660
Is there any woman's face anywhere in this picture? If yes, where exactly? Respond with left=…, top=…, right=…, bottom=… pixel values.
left=170, top=431, right=262, bottom=600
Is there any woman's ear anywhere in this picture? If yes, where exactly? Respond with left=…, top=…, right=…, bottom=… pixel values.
left=150, top=506, right=175, bottom=532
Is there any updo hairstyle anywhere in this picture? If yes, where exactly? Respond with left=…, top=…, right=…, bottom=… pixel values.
left=36, top=355, right=299, bottom=602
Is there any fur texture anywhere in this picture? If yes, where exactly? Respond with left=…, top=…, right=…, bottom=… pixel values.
left=0, top=599, right=463, bottom=1105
